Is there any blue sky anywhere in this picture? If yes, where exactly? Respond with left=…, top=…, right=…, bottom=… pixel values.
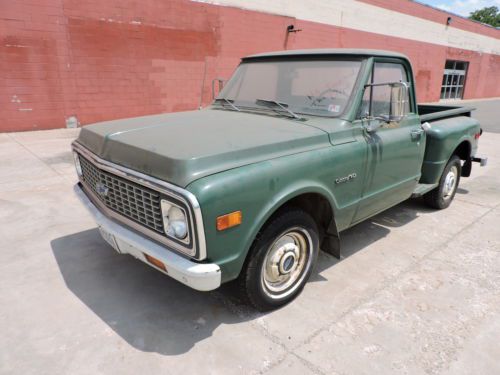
left=417, top=0, right=500, bottom=17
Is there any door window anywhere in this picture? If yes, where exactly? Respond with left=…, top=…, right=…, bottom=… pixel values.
left=359, top=62, right=411, bottom=118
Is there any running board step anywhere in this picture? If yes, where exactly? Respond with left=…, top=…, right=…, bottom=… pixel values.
left=411, top=183, right=438, bottom=197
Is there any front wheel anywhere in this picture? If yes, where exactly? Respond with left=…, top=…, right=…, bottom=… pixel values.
left=238, top=208, right=319, bottom=311
left=424, top=155, right=461, bottom=209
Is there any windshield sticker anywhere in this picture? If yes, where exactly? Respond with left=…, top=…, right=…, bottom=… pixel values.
left=328, top=104, right=341, bottom=113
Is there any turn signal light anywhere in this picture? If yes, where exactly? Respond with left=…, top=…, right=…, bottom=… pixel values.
left=217, top=211, right=242, bottom=231
left=144, top=253, right=167, bottom=272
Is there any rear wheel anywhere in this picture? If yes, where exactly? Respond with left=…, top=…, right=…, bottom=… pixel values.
left=424, top=155, right=461, bottom=209
left=238, top=208, right=319, bottom=311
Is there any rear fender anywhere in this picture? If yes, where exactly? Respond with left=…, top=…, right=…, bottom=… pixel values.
left=420, top=117, right=479, bottom=184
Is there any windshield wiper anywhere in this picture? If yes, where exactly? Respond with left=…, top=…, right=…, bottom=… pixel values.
left=214, top=98, right=240, bottom=112
left=255, top=99, right=302, bottom=120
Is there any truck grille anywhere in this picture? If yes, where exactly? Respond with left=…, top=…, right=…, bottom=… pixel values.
left=79, top=155, right=164, bottom=234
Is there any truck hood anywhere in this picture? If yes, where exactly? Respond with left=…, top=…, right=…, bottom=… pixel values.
left=76, top=109, right=330, bottom=187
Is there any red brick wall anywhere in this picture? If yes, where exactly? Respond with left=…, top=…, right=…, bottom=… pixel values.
left=1, top=0, right=499, bottom=132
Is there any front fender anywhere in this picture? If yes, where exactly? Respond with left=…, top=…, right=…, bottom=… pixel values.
left=186, top=152, right=347, bottom=283
left=247, top=179, right=338, bottom=246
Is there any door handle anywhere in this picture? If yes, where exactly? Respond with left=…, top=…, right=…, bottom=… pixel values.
left=411, top=129, right=423, bottom=140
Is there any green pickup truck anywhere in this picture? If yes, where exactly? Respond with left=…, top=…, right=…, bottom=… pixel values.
left=72, top=49, right=486, bottom=310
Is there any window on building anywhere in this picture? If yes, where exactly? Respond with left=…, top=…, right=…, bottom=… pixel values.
left=441, top=60, right=468, bottom=100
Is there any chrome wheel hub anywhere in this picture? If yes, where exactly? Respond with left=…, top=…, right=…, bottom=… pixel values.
left=443, top=165, right=458, bottom=199
left=269, top=242, right=299, bottom=278
left=261, top=229, right=312, bottom=298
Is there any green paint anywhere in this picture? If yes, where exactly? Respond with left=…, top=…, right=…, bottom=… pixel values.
left=75, top=50, right=481, bottom=284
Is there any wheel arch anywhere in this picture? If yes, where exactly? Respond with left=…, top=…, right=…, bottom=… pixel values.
left=239, top=184, right=341, bottom=274
left=453, top=139, right=472, bottom=160
left=452, top=139, right=472, bottom=177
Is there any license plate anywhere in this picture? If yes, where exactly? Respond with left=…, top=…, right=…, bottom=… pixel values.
left=99, top=226, right=120, bottom=253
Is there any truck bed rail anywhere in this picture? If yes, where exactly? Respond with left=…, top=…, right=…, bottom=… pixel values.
left=418, top=104, right=475, bottom=123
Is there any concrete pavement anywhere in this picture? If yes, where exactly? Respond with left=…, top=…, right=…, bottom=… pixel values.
left=1, top=102, right=499, bottom=374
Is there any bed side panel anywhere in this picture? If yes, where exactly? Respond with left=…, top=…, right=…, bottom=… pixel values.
left=420, top=116, right=480, bottom=184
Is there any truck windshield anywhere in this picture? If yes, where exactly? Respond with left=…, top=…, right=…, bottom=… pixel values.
left=216, top=59, right=362, bottom=117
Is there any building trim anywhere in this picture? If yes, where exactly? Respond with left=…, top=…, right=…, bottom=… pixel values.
left=359, top=0, right=500, bottom=39
left=193, top=0, right=500, bottom=55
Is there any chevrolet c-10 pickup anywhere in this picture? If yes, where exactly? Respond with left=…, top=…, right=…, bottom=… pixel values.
left=72, top=49, right=486, bottom=310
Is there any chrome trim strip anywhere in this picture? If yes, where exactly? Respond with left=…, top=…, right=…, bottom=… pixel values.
left=72, top=141, right=207, bottom=260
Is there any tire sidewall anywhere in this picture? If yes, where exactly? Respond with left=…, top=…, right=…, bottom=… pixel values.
left=245, top=209, right=319, bottom=310
left=436, top=156, right=461, bottom=209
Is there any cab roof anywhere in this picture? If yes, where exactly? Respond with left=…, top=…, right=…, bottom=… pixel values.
left=243, top=48, right=409, bottom=61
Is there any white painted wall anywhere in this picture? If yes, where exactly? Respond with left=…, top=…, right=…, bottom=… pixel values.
left=193, top=0, right=500, bottom=55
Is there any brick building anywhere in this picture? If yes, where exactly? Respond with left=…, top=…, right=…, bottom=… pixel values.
left=1, top=0, right=499, bottom=132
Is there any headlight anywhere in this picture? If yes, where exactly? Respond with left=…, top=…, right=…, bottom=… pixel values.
left=73, top=151, right=82, bottom=177
left=161, top=199, right=188, bottom=241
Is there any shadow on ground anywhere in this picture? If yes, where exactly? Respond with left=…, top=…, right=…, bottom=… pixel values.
left=51, top=228, right=258, bottom=356
left=311, top=197, right=435, bottom=277
left=51, top=197, right=435, bottom=355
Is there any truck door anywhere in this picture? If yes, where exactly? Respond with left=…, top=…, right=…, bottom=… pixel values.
left=353, top=60, right=426, bottom=223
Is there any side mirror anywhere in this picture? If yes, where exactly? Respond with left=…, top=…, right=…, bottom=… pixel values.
left=388, top=81, right=409, bottom=122
left=212, top=78, right=225, bottom=99
left=363, top=81, right=410, bottom=131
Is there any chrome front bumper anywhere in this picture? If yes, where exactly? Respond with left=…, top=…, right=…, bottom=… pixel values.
left=74, top=184, right=221, bottom=291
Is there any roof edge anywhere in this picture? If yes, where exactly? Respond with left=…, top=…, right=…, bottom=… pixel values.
left=242, top=48, right=410, bottom=60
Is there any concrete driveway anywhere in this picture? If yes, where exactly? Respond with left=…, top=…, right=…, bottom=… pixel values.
left=1, top=102, right=499, bottom=374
